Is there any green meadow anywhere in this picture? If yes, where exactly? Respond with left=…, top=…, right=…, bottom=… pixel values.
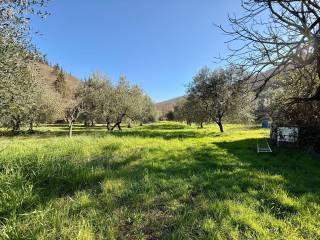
left=0, top=122, right=319, bottom=239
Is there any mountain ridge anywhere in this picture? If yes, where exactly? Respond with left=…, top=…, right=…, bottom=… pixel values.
left=155, top=96, right=185, bottom=115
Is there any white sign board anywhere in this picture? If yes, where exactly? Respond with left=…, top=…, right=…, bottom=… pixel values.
left=277, top=127, right=299, bottom=143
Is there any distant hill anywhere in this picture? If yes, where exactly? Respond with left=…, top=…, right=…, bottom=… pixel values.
left=155, top=96, right=185, bottom=116
left=35, top=61, right=81, bottom=94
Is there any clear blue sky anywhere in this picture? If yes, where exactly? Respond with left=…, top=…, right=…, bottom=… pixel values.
left=31, top=0, right=243, bottom=102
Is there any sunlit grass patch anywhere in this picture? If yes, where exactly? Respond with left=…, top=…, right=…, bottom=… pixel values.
left=0, top=122, right=319, bottom=239
left=103, top=179, right=126, bottom=193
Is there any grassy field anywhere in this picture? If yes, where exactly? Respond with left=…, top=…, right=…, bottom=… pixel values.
left=0, top=122, right=319, bottom=239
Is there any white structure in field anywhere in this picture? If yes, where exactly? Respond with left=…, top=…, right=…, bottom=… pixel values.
left=277, top=127, right=299, bottom=145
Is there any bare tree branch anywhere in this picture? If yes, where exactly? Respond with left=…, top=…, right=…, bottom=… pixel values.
left=218, top=0, right=320, bottom=101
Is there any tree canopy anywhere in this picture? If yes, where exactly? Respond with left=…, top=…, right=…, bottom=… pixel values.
left=219, top=0, right=320, bottom=101
left=173, top=66, right=254, bottom=132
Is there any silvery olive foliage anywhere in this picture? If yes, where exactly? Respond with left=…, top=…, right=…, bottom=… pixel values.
left=175, top=66, right=254, bottom=132
left=0, top=0, right=50, bottom=131
left=76, top=72, right=156, bottom=132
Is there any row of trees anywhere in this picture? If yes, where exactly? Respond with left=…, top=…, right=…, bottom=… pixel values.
left=0, top=1, right=156, bottom=136
left=73, top=72, right=156, bottom=135
left=167, top=0, right=320, bottom=145
left=170, top=63, right=320, bottom=135
left=0, top=68, right=156, bottom=136
left=171, top=66, right=254, bottom=132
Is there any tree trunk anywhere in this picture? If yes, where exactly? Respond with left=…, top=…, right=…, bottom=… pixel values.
left=314, top=37, right=320, bottom=101
left=12, top=119, right=20, bottom=132
left=28, top=121, right=34, bottom=132
left=17, top=120, right=20, bottom=131
left=111, top=113, right=125, bottom=131
left=111, top=122, right=121, bottom=131
left=91, top=120, right=94, bottom=127
left=200, top=122, right=204, bottom=128
left=216, top=120, right=224, bottom=133
left=69, top=123, right=73, bottom=138
left=106, top=121, right=111, bottom=131
left=312, top=86, right=320, bottom=100
left=127, top=121, right=132, bottom=128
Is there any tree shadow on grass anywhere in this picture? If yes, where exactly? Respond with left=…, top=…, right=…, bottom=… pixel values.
left=142, top=123, right=190, bottom=130
left=2, top=132, right=319, bottom=238
left=85, top=143, right=293, bottom=238
left=214, top=138, right=320, bottom=195
left=92, top=138, right=320, bottom=237
left=0, top=143, right=132, bottom=219
left=0, top=123, right=205, bottom=140
left=13, top=136, right=318, bottom=214
left=0, top=126, right=108, bottom=138
left=109, top=129, right=206, bottom=140
left=5, top=128, right=206, bottom=140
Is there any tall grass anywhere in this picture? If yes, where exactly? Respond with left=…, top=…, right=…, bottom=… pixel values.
left=0, top=122, right=319, bottom=239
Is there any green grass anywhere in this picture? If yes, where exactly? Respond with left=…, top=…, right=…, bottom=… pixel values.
left=0, top=122, right=319, bottom=239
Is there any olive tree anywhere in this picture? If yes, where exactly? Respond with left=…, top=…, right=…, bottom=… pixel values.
left=187, top=66, right=254, bottom=132
left=108, top=76, right=150, bottom=130
left=173, top=98, right=208, bottom=127
left=138, top=96, right=157, bottom=125
left=0, top=0, right=49, bottom=78
left=0, top=66, right=38, bottom=131
left=124, top=86, right=156, bottom=127
left=0, top=63, right=62, bottom=132
left=77, top=72, right=112, bottom=126
left=64, top=99, right=83, bottom=138
left=77, top=72, right=155, bottom=131
left=0, top=0, right=50, bottom=131
left=27, top=85, right=62, bottom=131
